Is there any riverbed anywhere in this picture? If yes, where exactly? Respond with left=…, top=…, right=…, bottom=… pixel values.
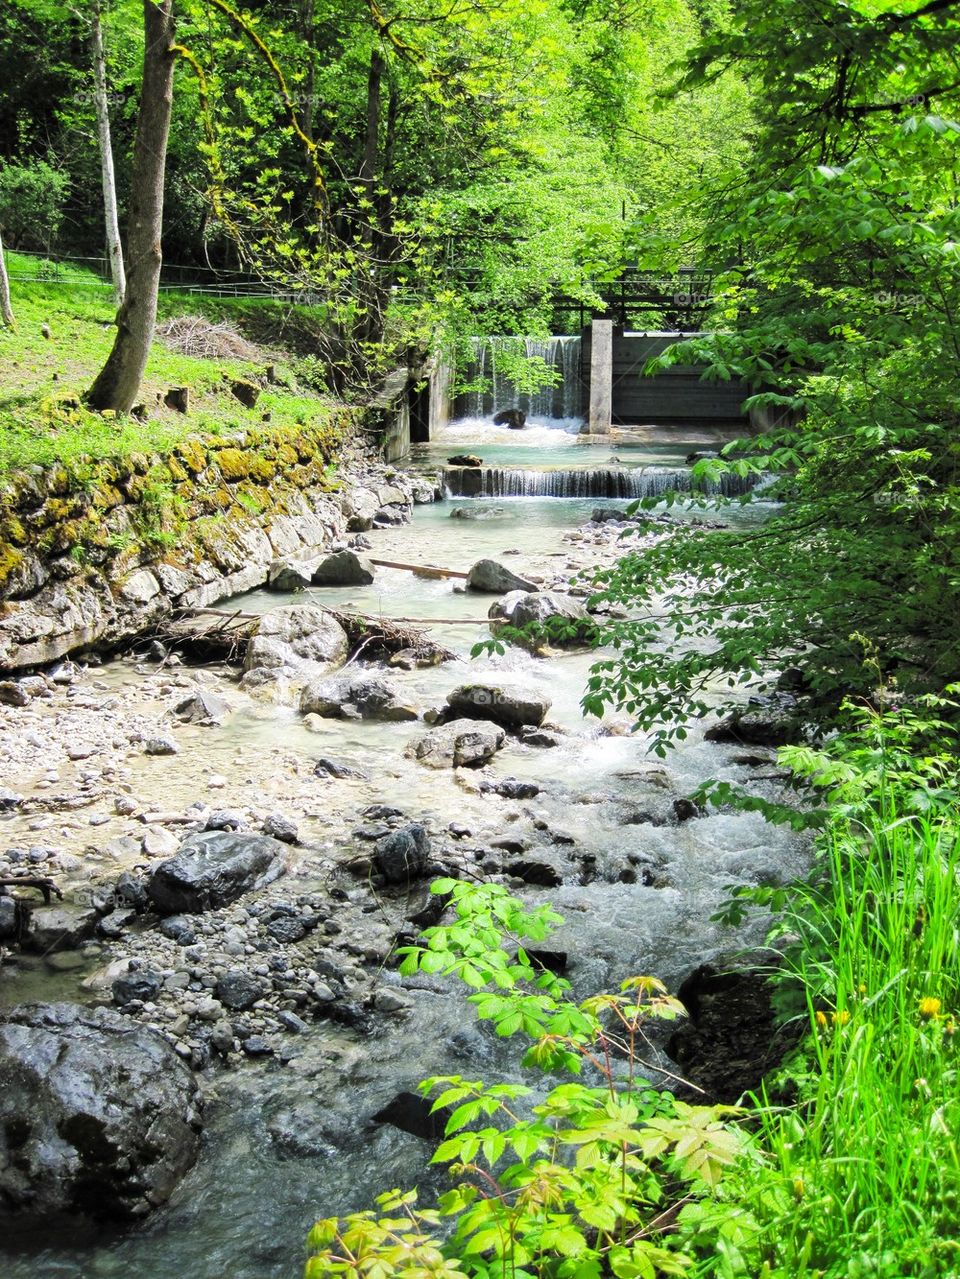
left=0, top=419, right=806, bottom=1278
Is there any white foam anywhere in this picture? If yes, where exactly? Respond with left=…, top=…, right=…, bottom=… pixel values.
left=440, top=416, right=584, bottom=447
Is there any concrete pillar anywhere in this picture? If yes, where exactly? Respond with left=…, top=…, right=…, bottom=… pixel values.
left=587, top=319, right=612, bottom=434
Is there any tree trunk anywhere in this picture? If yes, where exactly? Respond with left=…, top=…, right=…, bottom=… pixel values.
left=92, top=0, right=126, bottom=307
left=87, top=0, right=175, bottom=414
left=0, top=229, right=13, bottom=326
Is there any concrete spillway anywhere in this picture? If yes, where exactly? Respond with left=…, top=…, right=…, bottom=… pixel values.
left=441, top=465, right=761, bottom=500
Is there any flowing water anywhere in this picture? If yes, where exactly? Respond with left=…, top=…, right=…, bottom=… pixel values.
left=1, top=408, right=801, bottom=1279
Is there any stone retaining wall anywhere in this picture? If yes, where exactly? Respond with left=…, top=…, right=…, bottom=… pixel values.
left=0, top=410, right=403, bottom=671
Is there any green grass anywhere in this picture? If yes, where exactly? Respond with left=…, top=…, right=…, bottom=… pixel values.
left=0, top=251, right=342, bottom=475
left=728, top=703, right=960, bottom=1278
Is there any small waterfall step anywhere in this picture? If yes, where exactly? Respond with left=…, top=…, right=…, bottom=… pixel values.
left=441, top=465, right=760, bottom=500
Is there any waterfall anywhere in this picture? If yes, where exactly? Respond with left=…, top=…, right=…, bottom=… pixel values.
left=440, top=466, right=763, bottom=500
left=454, top=336, right=583, bottom=422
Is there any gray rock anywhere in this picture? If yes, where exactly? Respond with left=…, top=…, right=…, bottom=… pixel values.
left=159, top=916, right=197, bottom=946
left=445, top=683, right=550, bottom=731
left=215, top=970, right=265, bottom=1011
left=0, top=895, right=19, bottom=940
left=241, top=1035, right=272, bottom=1057
left=113, top=969, right=163, bottom=1006
left=375, top=823, right=430, bottom=884
left=267, top=559, right=315, bottom=592
left=300, top=672, right=418, bottom=722
left=466, top=559, right=537, bottom=593
left=262, top=814, right=300, bottom=844
left=311, top=550, right=375, bottom=587
left=0, top=787, right=24, bottom=811
left=508, top=858, right=563, bottom=887
left=705, top=707, right=803, bottom=747
left=489, top=591, right=593, bottom=652
left=144, top=736, right=179, bottom=757
left=277, top=1010, right=309, bottom=1034
left=0, top=1003, right=201, bottom=1222
left=265, top=915, right=308, bottom=943
left=313, top=757, right=368, bottom=780
left=26, top=904, right=99, bottom=955
left=411, top=718, right=506, bottom=769
left=244, top=605, right=349, bottom=679
left=173, top=690, right=231, bottom=725
left=147, top=831, right=288, bottom=915
left=481, top=777, right=541, bottom=800
left=0, top=682, right=31, bottom=707
left=342, top=488, right=380, bottom=532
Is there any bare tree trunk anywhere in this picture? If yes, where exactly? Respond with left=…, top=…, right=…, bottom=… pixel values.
left=87, top=0, right=175, bottom=414
left=92, top=0, right=126, bottom=307
left=0, top=229, right=13, bottom=326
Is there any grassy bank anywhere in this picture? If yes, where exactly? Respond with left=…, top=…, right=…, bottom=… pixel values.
left=0, top=253, right=343, bottom=476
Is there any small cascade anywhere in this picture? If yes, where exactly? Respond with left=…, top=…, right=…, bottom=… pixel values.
left=442, top=465, right=762, bottom=500
left=454, top=336, right=583, bottom=422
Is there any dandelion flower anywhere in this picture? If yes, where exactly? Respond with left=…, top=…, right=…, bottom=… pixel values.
left=815, top=1011, right=828, bottom=1028
left=832, top=1010, right=851, bottom=1026
left=919, top=997, right=942, bottom=1019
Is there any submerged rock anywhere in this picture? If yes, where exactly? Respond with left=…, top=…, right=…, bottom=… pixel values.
left=147, top=830, right=288, bottom=914
left=410, top=718, right=506, bottom=769
left=0, top=1002, right=202, bottom=1222
left=172, top=690, right=231, bottom=725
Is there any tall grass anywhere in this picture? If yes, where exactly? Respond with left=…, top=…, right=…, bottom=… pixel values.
left=744, top=700, right=960, bottom=1277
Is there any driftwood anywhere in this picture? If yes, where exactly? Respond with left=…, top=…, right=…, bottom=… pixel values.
left=0, top=876, right=63, bottom=905
left=368, top=558, right=468, bottom=580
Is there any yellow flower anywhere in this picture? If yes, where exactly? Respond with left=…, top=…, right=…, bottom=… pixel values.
left=815, top=1011, right=828, bottom=1028
left=919, top=997, right=943, bottom=1020
left=832, top=1010, right=851, bottom=1026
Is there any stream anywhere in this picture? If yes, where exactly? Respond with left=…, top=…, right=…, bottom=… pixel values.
left=0, top=414, right=807, bottom=1279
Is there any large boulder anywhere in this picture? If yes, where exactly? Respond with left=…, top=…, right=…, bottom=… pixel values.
left=489, top=591, right=594, bottom=652
left=411, top=718, right=506, bottom=769
left=311, top=550, right=375, bottom=587
left=445, top=683, right=550, bottom=731
left=25, top=904, right=99, bottom=955
left=341, top=488, right=380, bottom=532
left=300, top=672, right=419, bottom=722
left=0, top=895, right=19, bottom=941
left=466, top=559, right=537, bottom=594
left=0, top=1003, right=202, bottom=1222
left=147, top=830, right=288, bottom=915
left=705, top=704, right=803, bottom=747
left=244, top=605, right=349, bottom=679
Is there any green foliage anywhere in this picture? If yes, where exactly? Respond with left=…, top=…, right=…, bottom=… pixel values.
left=308, top=881, right=754, bottom=1279
left=0, top=158, right=69, bottom=251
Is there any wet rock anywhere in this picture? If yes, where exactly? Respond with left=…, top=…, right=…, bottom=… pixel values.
left=267, top=559, right=314, bottom=592
left=265, top=914, right=309, bottom=943
left=481, top=777, right=541, bottom=800
left=147, top=830, right=288, bottom=914
left=113, top=969, right=163, bottom=1007
left=489, top=591, right=594, bottom=651
left=173, top=690, right=231, bottom=725
left=445, top=683, right=550, bottom=731
left=673, top=797, right=702, bottom=823
left=492, top=408, right=526, bottom=430
left=244, top=605, right=349, bottom=680
left=311, top=549, right=376, bottom=587
left=374, top=823, right=430, bottom=884
left=373, top=1090, right=451, bottom=1141
left=300, top=672, right=418, bottom=722
left=519, top=726, right=564, bottom=748
left=411, top=718, right=506, bottom=769
left=242, top=1035, right=273, bottom=1057
left=705, top=701, right=803, bottom=747
left=25, top=904, right=98, bottom=954
left=466, top=559, right=536, bottom=594
left=508, top=858, right=563, bottom=887
left=205, top=809, right=246, bottom=832
left=313, top=757, right=368, bottom=780
left=215, top=970, right=265, bottom=1011
left=115, top=872, right=149, bottom=912
left=277, top=1010, right=309, bottom=1034
left=446, top=454, right=482, bottom=468
left=159, top=915, right=197, bottom=946
left=0, top=1003, right=202, bottom=1222
left=0, top=895, right=19, bottom=940
left=262, top=814, right=300, bottom=845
